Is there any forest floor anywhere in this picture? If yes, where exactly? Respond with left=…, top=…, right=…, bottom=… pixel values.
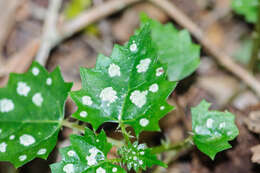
left=0, top=0, right=260, bottom=172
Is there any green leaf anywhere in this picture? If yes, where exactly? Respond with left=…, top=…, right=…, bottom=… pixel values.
left=70, top=25, right=177, bottom=136
left=232, top=0, right=259, bottom=23
left=51, top=128, right=126, bottom=173
left=139, top=14, right=200, bottom=81
left=118, top=141, right=167, bottom=171
left=191, top=100, right=239, bottom=160
left=0, top=62, right=72, bottom=168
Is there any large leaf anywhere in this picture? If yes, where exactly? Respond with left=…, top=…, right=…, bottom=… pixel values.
left=232, top=0, right=259, bottom=23
left=0, top=62, right=72, bottom=167
left=70, top=25, right=177, bottom=136
left=139, top=15, right=200, bottom=81
left=191, top=100, right=239, bottom=159
left=51, top=128, right=126, bottom=173
left=118, top=141, right=167, bottom=171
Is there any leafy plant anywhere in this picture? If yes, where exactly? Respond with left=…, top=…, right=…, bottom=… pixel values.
left=138, top=14, right=201, bottom=81
left=232, top=0, right=259, bottom=23
left=0, top=17, right=239, bottom=172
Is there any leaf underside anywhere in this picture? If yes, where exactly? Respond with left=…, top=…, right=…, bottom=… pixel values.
left=139, top=14, right=201, bottom=81
left=191, top=100, right=239, bottom=159
left=232, top=0, right=258, bottom=23
left=70, top=25, right=177, bottom=136
left=0, top=62, right=72, bottom=168
left=51, top=128, right=126, bottom=173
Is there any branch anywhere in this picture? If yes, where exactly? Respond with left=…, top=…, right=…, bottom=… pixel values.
left=150, top=0, right=260, bottom=98
left=60, top=0, right=141, bottom=40
left=35, top=0, right=63, bottom=65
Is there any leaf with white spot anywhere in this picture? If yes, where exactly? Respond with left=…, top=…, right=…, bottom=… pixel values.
left=118, top=141, right=167, bottom=171
left=0, top=62, right=72, bottom=168
left=139, top=14, right=200, bottom=81
left=70, top=25, right=177, bottom=136
left=191, top=100, right=239, bottom=159
left=51, top=128, right=126, bottom=173
left=232, top=0, right=258, bottom=23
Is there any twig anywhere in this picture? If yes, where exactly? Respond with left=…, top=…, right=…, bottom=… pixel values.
left=248, top=0, right=260, bottom=72
left=60, top=0, right=141, bottom=40
left=0, top=39, right=40, bottom=86
left=150, top=0, right=260, bottom=98
left=35, top=0, right=62, bottom=65
left=0, top=0, right=24, bottom=54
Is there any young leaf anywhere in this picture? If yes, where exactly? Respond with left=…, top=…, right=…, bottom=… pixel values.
left=232, top=0, right=258, bottom=23
left=70, top=25, right=177, bottom=136
left=0, top=62, right=72, bottom=168
left=191, top=100, right=239, bottom=160
left=139, top=14, right=200, bottom=81
left=51, top=128, right=126, bottom=173
left=118, top=141, right=167, bottom=171
left=65, top=0, right=92, bottom=19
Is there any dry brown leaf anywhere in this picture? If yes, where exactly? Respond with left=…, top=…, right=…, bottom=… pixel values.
left=245, top=111, right=260, bottom=134
left=251, top=145, right=260, bottom=164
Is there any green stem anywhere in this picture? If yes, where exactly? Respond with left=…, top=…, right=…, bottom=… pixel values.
left=119, top=121, right=131, bottom=144
left=151, top=136, right=193, bottom=154
left=248, top=0, right=260, bottom=72
left=62, top=119, right=124, bottom=147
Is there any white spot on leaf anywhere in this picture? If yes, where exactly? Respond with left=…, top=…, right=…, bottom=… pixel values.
left=46, top=78, right=52, bottom=85
left=32, top=67, right=39, bottom=76
left=0, top=129, right=2, bottom=134
left=63, top=164, right=74, bottom=173
left=80, top=111, right=87, bottom=118
left=100, top=87, right=118, bottom=104
left=140, top=118, right=149, bottom=127
left=19, top=134, right=35, bottom=146
left=96, top=167, right=106, bottom=173
left=19, top=155, right=27, bottom=161
left=37, top=148, right=47, bottom=155
left=130, top=90, right=148, bottom=108
left=156, top=67, right=164, bottom=76
left=206, top=118, right=214, bottom=128
left=0, top=99, right=14, bottom=113
left=108, top=63, right=121, bottom=77
left=0, top=142, right=7, bottom=152
left=67, top=150, right=76, bottom=157
left=219, top=122, right=226, bottom=129
left=112, top=167, right=117, bottom=172
left=160, top=106, right=165, bottom=110
left=82, top=96, right=93, bottom=106
left=17, top=82, right=31, bottom=96
left=130, top=43, right=137, bottom=52
left=149, top=83, right=159, bottom=93
left=195, top=126, right=211, bottom=135
left=9, top=135, right=15, bottom=140
left=86, top=147, right=101, bottom=166
left=136, top=58, right=151, bottom=73
left=32, top=93, right=43, bottom=107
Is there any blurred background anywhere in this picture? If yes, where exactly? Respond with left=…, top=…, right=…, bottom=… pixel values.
left=1, top=0, right=260, bottom=172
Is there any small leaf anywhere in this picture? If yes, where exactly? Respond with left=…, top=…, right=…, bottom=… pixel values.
left=0, top=62, right=72, bottom=168
left=118, top=141, right=167, bottom=171
left=139, top=14, right=200, bottom=81
left=51, top=128, right=126, bottom=173
left=70, top=25, right=177, bottom=136
left=191, top=100, right=239, bottom=159
left=232, top=0, right=259, bottom=23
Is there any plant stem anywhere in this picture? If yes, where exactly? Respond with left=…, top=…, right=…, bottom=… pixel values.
left=151, top=136, right=193, bottom=154
left=61, top=119, right=124, bottom=147
left=119, top=121, right=131, bottom=144
left=248, top=0, right=260, bottom=72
